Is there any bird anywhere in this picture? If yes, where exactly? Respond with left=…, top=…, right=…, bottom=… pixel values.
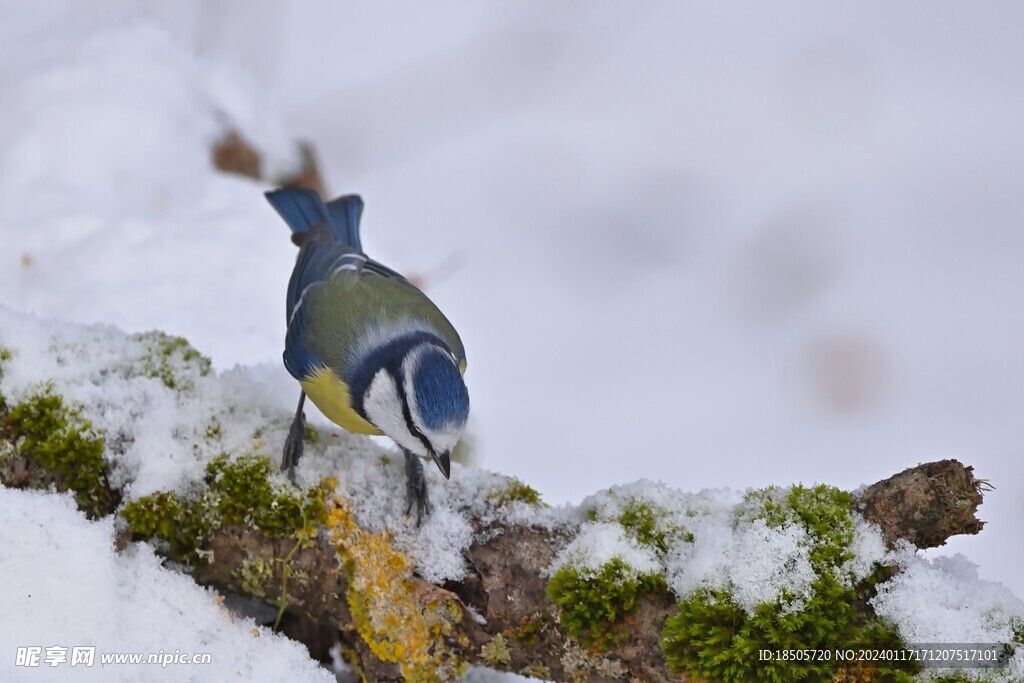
left=266, top=188, right=469, bottom=523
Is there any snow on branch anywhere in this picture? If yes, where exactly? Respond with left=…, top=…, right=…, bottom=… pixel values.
left=0, top=308, right=1020, bottom=683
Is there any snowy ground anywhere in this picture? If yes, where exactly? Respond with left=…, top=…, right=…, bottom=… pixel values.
left=0, top=487, right=335, bottom=682
left=2, top=1, right=1024, bottom=680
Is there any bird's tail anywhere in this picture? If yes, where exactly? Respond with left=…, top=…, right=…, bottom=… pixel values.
left=265, top=188, right=363, bottom=251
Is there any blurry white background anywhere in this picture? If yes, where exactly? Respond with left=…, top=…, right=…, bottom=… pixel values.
left=2, top=1, right=1022, bottom=598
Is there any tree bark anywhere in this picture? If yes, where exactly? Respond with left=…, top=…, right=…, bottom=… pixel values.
left=854, top=459, right=985, bottom=549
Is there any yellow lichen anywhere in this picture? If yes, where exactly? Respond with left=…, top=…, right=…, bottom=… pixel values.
left=325, top=500, right=461, bottom=682
left=481, top=633, right=511, bottom=665
left=520, top=663, right=552, bottom=679
left=235, top=552, right=273, bottom=599
left=560, top=639, right=626, bottom=681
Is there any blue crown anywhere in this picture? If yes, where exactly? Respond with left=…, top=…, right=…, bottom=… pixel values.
left=413, top=347, right=469, bottom=431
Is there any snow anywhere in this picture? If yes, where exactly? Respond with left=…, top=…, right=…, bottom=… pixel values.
left=0, top=16, right=300, bottom=369
left=875, top=550, right=1024, bottom=648
left=0, top=487, right=333, bottom=682
left=873, top=551, right=1024, bottom=680
left=839, top=514, right=891, bottom=588
left=565, top=482, right=856, bottom=614
left=2, top=2, right=1024, bottom=681
left=549, top=522, right=662, bottom=579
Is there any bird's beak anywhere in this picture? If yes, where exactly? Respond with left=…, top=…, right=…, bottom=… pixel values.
left=431, top=451, right=451, bottom=480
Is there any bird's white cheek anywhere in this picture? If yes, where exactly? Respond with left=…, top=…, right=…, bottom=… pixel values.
left=364, top=370, right=425, bottom=456
left=423, top=425, right=464, bottom=455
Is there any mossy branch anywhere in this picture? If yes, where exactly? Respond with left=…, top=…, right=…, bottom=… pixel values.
left=0, top=344, right=993, bottom=683
left=174, top=461, right=988, bottom=682
left=2, top=394, right=988, bottom=683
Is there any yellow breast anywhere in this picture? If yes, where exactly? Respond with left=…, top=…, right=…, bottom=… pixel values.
left=300, top=365, right=382, bottom=435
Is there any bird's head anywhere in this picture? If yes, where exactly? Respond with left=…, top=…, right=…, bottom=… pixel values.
left=360, top=338, right=469, bottom=478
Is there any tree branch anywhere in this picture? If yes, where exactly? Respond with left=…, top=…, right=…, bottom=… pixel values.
left=175, top=460, right=984, bottom=681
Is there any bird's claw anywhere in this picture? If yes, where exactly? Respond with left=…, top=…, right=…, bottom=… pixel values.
left=404, top=450, right=431, bottom=526
left=282, top=409, right=306, bottom=482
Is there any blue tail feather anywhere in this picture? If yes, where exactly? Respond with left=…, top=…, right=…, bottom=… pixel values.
left=265, top=188, right=329, bottom=234
left=326, top=195, right=363, bottom=251
left=266, top=188, right=363, bottom=250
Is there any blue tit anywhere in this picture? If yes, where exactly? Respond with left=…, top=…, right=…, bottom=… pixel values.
left=265, top=188, right=469, bottom=522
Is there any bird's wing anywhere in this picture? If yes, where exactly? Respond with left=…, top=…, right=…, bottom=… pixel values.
left=284, top=292, right=323, bottom=380
left=286, top=227, right=468, bottom=377
left=284, top=224, right=366, bottom=379
left=350, top=269, right=468, bottom=372
left=285, top=225, right=361, bottom=318
left=362, top=257, right=412, bottom=284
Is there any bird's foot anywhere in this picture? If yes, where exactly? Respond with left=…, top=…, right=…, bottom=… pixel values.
left=281, top=409, right=306, bottom=482
left=404, top=450, right=431, bottom=526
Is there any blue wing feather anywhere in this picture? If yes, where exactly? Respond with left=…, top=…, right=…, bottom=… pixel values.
left=286, top=225, right=343, bottom=314
left=284, top=223, right=354, bottom=379
left=284, top=290, right=323, bottom=380
left=363, top=257, right=411, bottom=284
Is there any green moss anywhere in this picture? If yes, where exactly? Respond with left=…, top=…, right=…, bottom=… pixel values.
left=122, top=456, right=331, bottom=638
left=661, top=574, right=915, bottom=682
left=739, top=484, right=856, bottom=570
left=617, top=500, right=663, bottom=551
left=585, top=497, right=693, bottom=554
left=548, top=557, right=666, bottom=649
left=660, top=484, right=915, bottom=682
left=122, top=453, right=332, bottom=565
left=206, top=454, right=328, bottom=535
left=489, top=478, right=545, bottom=508
left=120, top=491, right=209, bottom=560
left=617, top=500, right=694, bottom=552
left=1012, top=617, right=1024, bottom=645
left=0, top=385, right=113, bottom=517
left=131, top=331, right=211, bottom=390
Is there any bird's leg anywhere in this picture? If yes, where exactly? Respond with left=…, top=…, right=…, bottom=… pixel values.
left=282, top=392, right=307, bottom=482
left=403, top=449, right=431, bottom=526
